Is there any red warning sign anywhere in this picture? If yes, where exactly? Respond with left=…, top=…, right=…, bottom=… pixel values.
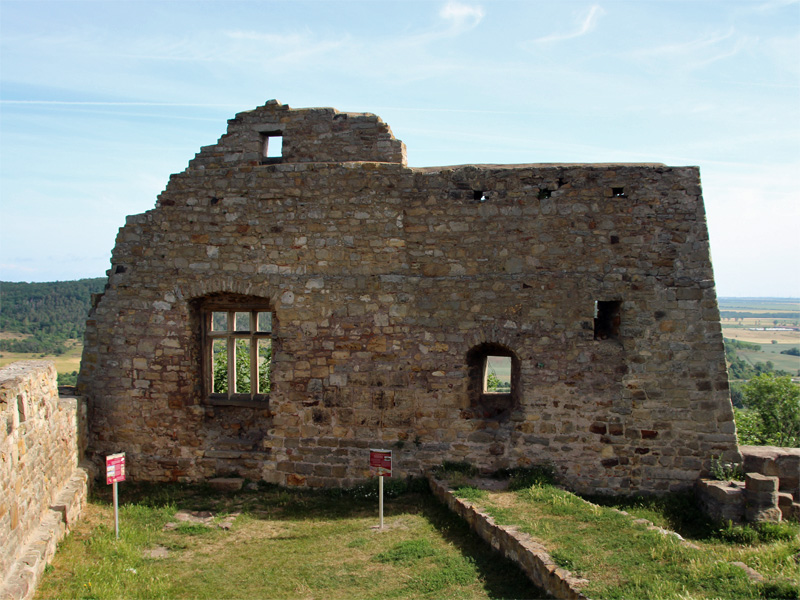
left=106, top=453, right=126, bottom=485
left=370, top=449, right=392, bottom=477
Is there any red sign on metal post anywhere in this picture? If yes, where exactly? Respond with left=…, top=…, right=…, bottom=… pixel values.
left=106, top=453, right=126, bottom=485
left=370, top=449, right=392, bottom=477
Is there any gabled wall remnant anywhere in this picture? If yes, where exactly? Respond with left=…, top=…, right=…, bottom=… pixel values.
left=78, top=100, right=739, bottom=494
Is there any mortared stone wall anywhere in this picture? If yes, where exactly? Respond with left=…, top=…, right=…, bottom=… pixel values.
left=78, top=100, right=739, bottom=494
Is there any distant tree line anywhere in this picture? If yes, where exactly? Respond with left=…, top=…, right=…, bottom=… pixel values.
left=720, top=311, right=798, bottom=320
left=0, top=278, right=105, bottom=355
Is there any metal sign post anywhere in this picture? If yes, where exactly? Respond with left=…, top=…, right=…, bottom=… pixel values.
left=369, top=449, right=392, bottom=530
left=105, top=453, right=126, bottom=539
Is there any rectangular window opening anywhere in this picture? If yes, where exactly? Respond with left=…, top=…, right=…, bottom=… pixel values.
left=594, top=300, right=622, bottom=340
left=234, top=311, right=251, bottom=332
left=212, top=311, right=228, bottom=332
left=257, top=338, right=272, bottom=394
left=484, top=356, right=512, bottom=393
left=257, top=312, right=272, bottom=333
left=212, top=338, right=228, bottom=394
left=262, top=134, right=283, bottom=160
left=233, top=338, right=252, bottom=394
left=612, top=187, right=626, bottom=197
left=205, top=304, right=272, bottom=402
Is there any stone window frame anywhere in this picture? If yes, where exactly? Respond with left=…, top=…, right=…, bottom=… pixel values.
left=200, top=297, right=273, bottom=407
left=466, top=343, right=520, bottom=419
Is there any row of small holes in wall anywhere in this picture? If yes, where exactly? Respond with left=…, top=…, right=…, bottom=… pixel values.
left=474, top=187, right=625, bottom=202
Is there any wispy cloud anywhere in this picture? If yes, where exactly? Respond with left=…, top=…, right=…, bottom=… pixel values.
left=439, top=2, right=485, bottom=33
left=630, top=28, right=750, bottom=71
left=528, top=5, right=604, bottom=45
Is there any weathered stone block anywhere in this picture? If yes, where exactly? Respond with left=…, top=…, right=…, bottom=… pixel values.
left=745, top=472, right=778, bottom=493
left=208, top=478, right=244, bottom=492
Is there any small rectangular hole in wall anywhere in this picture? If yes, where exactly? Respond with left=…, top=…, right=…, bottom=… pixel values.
left=612, top=187, right=626, bottom=197
left=594, top=300, right=622, bottom=340
left=473, top=190, right=487, bottom=202
left=484, top=356, right=511, bottom=393
left=261, top=133, right=283, bottom=162
left=538, top=188, right=552, bottom=200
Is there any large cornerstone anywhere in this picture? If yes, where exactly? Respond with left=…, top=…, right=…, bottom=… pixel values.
left=78, top=100, right=739, bottom=494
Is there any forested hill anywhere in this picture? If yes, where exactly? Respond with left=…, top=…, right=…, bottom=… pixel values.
left=0, top=278, right=106, bottom=354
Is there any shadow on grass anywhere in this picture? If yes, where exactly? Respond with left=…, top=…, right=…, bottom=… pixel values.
left=90, top=478, right=549, bottom=599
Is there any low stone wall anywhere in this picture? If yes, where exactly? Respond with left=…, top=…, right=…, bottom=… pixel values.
left=428, top=477, right=588, bottom=600
left=740, top=445, right=800, bottom=503
left=0, top=361, right=90, bottom=600
left=696, top=445, right=800, bottom=524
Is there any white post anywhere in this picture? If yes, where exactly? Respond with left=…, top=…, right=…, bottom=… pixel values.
left=113, top=481, right=119, bottom=539
left=379, top=475, right=384, bottom=530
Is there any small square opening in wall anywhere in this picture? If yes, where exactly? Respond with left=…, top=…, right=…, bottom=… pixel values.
left=261, top=133, right=283, bottom=161
left=484, top=356, right=511, bottom=393
left=594, top=300, right=622, bottom=340
left=612, top=187, right=626, bottom=197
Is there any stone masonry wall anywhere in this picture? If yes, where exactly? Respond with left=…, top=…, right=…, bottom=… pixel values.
left=0, top=361, right=88, bottom=595
left=79, top=100, right=740, bottom=495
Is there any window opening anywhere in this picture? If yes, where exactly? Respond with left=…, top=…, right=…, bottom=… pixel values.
left=594, top=300, right=622, bottom=340
left=473, top=190, right=487, bottom=202
left=206, top=304, right=272, bottom=400
left=261, top=133, right=283, bottom=162
left=484, top=356, right=511, bottom=393
left=612, top=187, right=626, bottom=197
left=466, top=343, right=519, bottom=420
left=538, top=188, right=552, bottom=200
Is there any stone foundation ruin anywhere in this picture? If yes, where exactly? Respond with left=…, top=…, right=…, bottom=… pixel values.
left=78, top=100, right=740, bottom=494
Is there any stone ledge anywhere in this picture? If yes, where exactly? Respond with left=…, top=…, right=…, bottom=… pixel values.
left=0, top=465, right=90, bottom=600
left=428, top=476, right=589, bottom=600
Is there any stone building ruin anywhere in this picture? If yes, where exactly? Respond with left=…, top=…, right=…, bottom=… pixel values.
left=78, top=100, right=740, bottom=495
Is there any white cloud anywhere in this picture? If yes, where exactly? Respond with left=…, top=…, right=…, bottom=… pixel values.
left=529, top=5, right=604, bottom=45
left=439, top=2, right=485, bottom=32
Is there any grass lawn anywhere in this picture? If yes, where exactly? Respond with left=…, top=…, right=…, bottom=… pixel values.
left=442, top=469, right=799, bottom=600
left=35, top=481, right=545, bottom=600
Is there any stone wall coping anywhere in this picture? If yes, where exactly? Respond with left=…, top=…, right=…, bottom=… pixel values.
left=740, top=445, right=800, bottom=460
left=428, top=476, right=590, bottom=600
left=414, top=162, right=671, bottom=172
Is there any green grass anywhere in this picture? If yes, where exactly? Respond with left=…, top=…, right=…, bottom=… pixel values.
left=439, top=476, right=800, bottom=600
left=35, top=482, right=546, bottom=600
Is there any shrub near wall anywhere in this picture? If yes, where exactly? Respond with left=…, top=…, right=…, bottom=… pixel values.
left=0, top=361, right=87, bottom=595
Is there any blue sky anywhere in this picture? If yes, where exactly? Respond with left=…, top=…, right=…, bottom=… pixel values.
left=1, top=0, right=798, bottom=297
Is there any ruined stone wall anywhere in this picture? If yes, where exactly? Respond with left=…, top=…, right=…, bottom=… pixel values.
left=0, top=361, right=87, bottom=591
left=79, top=101, right=739, bottom=494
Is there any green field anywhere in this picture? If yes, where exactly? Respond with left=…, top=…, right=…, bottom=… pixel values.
left=719, top=297, right=800, bottom=376
left=0, top=343, right=82, bottom=373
